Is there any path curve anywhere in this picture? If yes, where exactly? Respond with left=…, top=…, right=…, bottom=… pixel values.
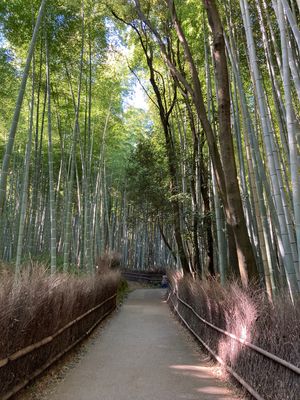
left=47, top=289, right=240, bottom=400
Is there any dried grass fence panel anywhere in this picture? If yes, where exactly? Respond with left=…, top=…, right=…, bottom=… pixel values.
left=168, top=283, right=300, bottom=400
left=0, top=293, right=116, bottom=399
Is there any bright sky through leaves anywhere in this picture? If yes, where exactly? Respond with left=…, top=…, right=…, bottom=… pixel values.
left=125, top=81, right=149, bottom=111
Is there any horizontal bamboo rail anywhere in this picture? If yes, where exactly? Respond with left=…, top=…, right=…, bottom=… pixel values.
left=122, top=271, right=162, bottom=283
left=169, top=289, right=300, bottom=400
left=0, top=293, right=117, bottom=368
left=0, top=293, right=117, bottom=400
left=175, top=292, right=300, bottom=376
left=169, top=292, right=264, bottom=400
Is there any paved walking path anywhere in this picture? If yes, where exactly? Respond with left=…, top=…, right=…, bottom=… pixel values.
left=47, top=289, right=239, bottom=400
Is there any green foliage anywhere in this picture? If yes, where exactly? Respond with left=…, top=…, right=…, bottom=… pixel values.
left=126, top=135, right=170, bottom=213
left=0, top=47, right=18, bottom=142
left=117, top=277, right=129, bottom=304
left=1, top=0, right=299, bottom=296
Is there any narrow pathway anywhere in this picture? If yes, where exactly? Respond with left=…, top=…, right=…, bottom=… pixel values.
left=47, top=289, right=239, bottom=400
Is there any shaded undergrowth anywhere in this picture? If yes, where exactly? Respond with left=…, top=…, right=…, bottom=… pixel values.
left=0, top=264, right=120, bottom=398
left=168, top=273, right=300, bottom=400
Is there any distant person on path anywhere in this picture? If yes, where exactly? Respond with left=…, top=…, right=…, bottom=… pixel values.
left=161, top=274, right=168, bottom=288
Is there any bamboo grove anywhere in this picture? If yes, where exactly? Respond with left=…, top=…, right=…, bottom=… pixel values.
left=0, top=0, right=300, bottom=302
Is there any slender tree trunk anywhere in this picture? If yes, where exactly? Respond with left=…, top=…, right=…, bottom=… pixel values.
left=278, top=0, right=300, bottom=280
left=135, top=0, right=257, bottom=284
left=46, top=35, right=57, bottom=274
left=280, top=0, right=300, bottom=52
left=202, top=0, right=258, bottom=285
left=16, top=61, right=35, bottom=273
left=0, top=0, right=47, bottom=214
left=63, top=13, right=85, bottom=272
left=240, top=0, right=299, bottom=297
left=158, top=219, right=178, bottom=264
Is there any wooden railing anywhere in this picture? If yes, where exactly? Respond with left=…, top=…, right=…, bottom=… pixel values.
left=168, top=288, right=300, bottom=400
left=0, top=293, right=117, bottom=400
left=122, top=270, right=163, bottom=284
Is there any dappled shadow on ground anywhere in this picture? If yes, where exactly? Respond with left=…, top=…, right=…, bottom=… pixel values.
left=170, top=364, right=236, bottom=399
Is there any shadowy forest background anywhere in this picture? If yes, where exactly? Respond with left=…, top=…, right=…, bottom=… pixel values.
left=0, top=1, right=300, bottom=398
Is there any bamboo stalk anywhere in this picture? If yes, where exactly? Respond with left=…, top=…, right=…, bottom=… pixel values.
left=46, top=34, right=57, bottom=274
left=0, top=0, right=47, bottom=214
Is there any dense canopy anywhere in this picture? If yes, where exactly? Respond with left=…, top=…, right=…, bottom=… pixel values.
left=0, top=0, right=300, bottom=302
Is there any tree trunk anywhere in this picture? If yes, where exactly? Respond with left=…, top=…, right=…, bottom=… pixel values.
left=46, top=35, right=57, bottom=274
left=0, top=0, right=47, bottom=214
